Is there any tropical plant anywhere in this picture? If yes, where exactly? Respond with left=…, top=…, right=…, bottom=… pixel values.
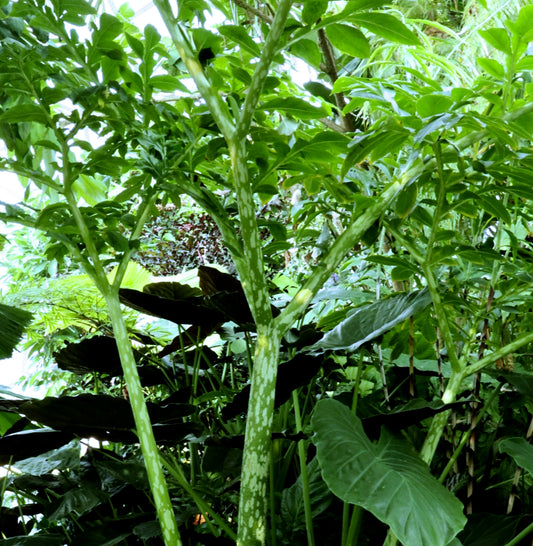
left=2, top=0, right=533, bottom=545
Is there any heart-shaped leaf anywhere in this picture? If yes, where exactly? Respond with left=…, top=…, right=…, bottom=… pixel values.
left=312, top=398, right=466, bottom=546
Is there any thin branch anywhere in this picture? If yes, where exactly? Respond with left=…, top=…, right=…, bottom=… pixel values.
left=237, top=0, right=293, bottom=137
left=317, top=28, right=354, bottom=132
left=231, top=0, right=273, bottom=24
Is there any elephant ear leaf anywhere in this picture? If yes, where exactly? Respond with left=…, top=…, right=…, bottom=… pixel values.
left=310, top=288, right=431, bottom=352
left=312, top=398, right=466, bottom=546
left=0, top=302, right=33, bottom=360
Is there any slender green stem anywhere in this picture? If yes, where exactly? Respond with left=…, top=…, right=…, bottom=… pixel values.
left=421, top=262, right=462, bottom=374
left=419, top=371, right=464, bottom=464
left=58, top=144, right=181, bottom=545
left=237, top=0, right=293, bottom=137
left=111, top=192, right=156, bottom=290
left=439, top=383, right=502, bottom=484
left=106, top=293, right=181, bottom=545
left=464, top=331, right=533, bottom=377
left=292, top=391, right=315, bottom=546
left=161, top=453, right=238, bottom=542
left=153, top=0, right=235, bottom=140
left=275, top=177, right=409, bottom=336
left=504, top=520, right=533, bottom=546
left=346, top=505, right=363, bottom=546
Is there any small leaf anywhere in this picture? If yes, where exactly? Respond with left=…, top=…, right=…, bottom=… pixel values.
left=312, top=398, right=466, bottom=546
left=290, top=39, right=322, bottom=67
left=395, top=183, right=418, bottom=218
left=0, top=104, right=48, bottom=125
left=326, top=24, right=370, bottom=58
left=478, top=28, right=511, bottom=54
left=302, top=0, right=329, bottom=25
left=262, top=97, right=330, bottom=119
left=218, top=25, right=260, bottom=57
left=350, top=13, right=421, bottom=45
left=477, top=58, right=505, bottom=79
left=0, top=302, right=33, bottom=360
left=416, top=94, right=453, bottom=117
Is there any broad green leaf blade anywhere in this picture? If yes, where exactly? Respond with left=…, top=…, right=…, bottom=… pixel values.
left=499, top=438, right=533, bottom=475
left=350, top=13, right=421, bottom=45
left=0, top=302, right=33, bottom=359
left=15, top=440, right=80, bottom=476
left=311, top=289, right=432, bottom=352
left=312, top=399, right=466, bottom=546
left=326, top=24, right=370, bottom=58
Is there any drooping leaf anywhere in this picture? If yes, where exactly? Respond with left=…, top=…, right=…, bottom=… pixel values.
left=0, top=394, right=196, bottom=443
left=14, top=440, right=80, bottom=476
left=48, top=481, right=103, bottom=520
left=222, top=354, right=323, bottom=419
left=310, top=289, right=432, bottom=352
left=54, top=337, right=170, bottom=386
left=0, top=428, right=75, bottom=465
left=350, top=13, right=421, bottom=45
left=280, top=457, right=333, bottom=534
left=312, top=398, right=466, bottom=546
left=119, top=287, right=220, bottom=325
left=198, top=265, right=243, bottom=295
left=0, top=302, right=33, bottom=360
left=499, top=437, right=533, bottom=476
left=325, top=24, right=370, bottom=58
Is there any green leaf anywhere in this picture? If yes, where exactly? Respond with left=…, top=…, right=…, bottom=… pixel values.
left=0, top=104, right=48, bottom=125
left=150, top=75, right=188, bottom=92
left=310, top=289, right=432, bottom=352
left=350, top=13, right=421, bottom=45
left=262, top=97, right=330, bottom=119
left=218, top=25, right=261, bottom=57
left=478, top=194, right=512, bottom=223
left=326, top=24, right=370, bottom=58
left=416, top=94, right=454, bottom=117
left=301, top=0, right=329, bottom=25
left=290, top=39, right=322, bottom=67
left=508, top=5, right=533, bottom=42
left=0, top=302, right=33, bottom=360
left=96, top=13, right=123, bottom=42
left=499, top=438, right=533, bottom=476
left=395, top=182, right=418, bottom=218
left=477, top=58, right=505, bottom=79
left=478, top=28, right=511, bottom=55
left=15, top=440, right=80, bottom=476
left=312, top=399, right=466, bottom=546
left=49, top=482, right=103, bottom=520
left=72, top=174, right=107, bottom=206
left=280, top=457, right=332, bottom=533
